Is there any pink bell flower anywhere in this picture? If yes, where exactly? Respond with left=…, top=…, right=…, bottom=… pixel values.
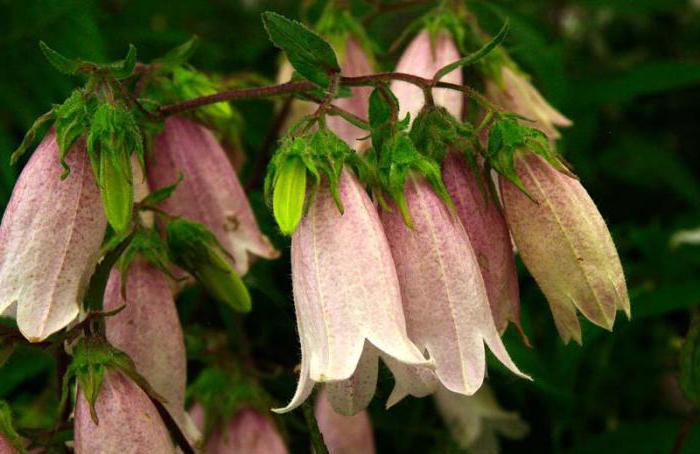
left=314, top=387, right=375, bottom=454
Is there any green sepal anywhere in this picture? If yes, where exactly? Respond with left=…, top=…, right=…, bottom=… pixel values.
left=314, top=4, right=378, bottom=64
left=108, top=44, right=138, bottom=80
left=84, top=231, right=135, bottom=312
left=0, top=401, right=24, bottom=453
left=262, top=11, right=340, bottom=87
left=187, top=365, right=271, bottom=439
left=486, top=115, right=570, bottom=196
left=87, top=102, right=144, bottom=233
left=61, top=336, right=166, bottom=425
left=54, top=90, right=95, bottom=176
left=116, top=228, right=175, bottom=291
left=10, top=109, right=55, bottom=165
left=265, top=128, right=353, bottom=235
left=410, top=105, right=475, bottom=162
left=173, top=67, right=233, bottom=121
left=139, top=172, right=184, bottom=208
left=153, top=36, right=199, bottom=69
left=39, top=41, right=81, bottom=75
left=368, top=86, right=402, bottom=156
left=166, top=219, right=251, bottom=312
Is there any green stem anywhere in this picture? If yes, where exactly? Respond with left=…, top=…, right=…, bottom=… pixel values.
left=302, top=399, right=329, bottom=454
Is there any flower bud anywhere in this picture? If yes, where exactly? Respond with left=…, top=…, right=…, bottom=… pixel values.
left=434, top=384, right=529, bottom=452
left=104, top=260, right=189, bottom=437
left=486, top=66, right=572, bottom=140
left=0, top=132, right=106, bottom=342
left=500, top=152, right=630, bottom=343
left=442, top=153, right=521, bottom=333
left=149, top=117, right=278, bottom=276
left=272, top=155, right=307, bottom=235
left=392, top=30, right=462, bottom=122
left=74, top=369, right=175, bottom=454
left=381, top=176, right=528, bottom=395
left=315, top=387, right=375, bottom=454
left=166, top=218, right=251, bottom=312
left=274, top=169, right=429, bottom=414
left=203, top=408, right=287, bottom=454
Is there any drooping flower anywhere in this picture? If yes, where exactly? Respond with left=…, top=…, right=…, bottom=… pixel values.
left=391, top=30, right=463, bottom=121
left=314, top=387, right=375, bottom=454
left=148, top=117, right=278, bottom=276
left=434, top=384, right=529, bottom=453
left=326, top=38, right=373, bottom=148
left=499, top=152, right=630, bottom=344
left=442, top=153, right=521, bottom=333
left=73, top=369, right=175, bottom=454
left=486, top=66, right=572, bottom=140
left=190, top=404, right=287, bottom=454
left=274, top=169, right=429, bottom=414
left=103, top=259, right=194, bottom=440
left=0, top=132, right=106, bottom=342
left=381, top=176, right=528, bottom=395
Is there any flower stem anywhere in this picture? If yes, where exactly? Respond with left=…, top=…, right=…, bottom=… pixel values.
left=302, top=399, right=329, bottom=454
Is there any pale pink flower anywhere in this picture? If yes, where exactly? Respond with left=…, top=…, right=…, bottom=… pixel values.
left=486, top=66, right=572, bottom=140
left=201, top=408, right=287, bottom=454
left=442, top=153, right=521, bottom=333
left=381, top=176, right=528, bottom=395
left=326, top=38, right=373, bottom=149
left=315, top=387, right=375, bottom=454
left=274, top=169, right=429, bottom=414
left=500, top=153, right=630, bottom=344
left=74, top=370, right=175, bottom=454
left=104, top=260, right=195, bottom=440
left=149, top=117, right=278, bottom=275
left=392, top=30, right=463, bottom=121
left=435, top=384, right=529, bottom=453
left=0, top=132, right=106, bottom=342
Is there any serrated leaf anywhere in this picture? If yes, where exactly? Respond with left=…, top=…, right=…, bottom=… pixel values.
left=39, top=41, right=81, bottom=75
left=262, top=11, right=340, bottom=87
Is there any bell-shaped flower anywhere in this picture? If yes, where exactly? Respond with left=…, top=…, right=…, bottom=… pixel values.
left=274, top=169, right=429, bottom=414
left=0, top=132, right=106, bottom=342
left=434, top=384, right=529, bottom=453
left=486, top=66, right=572, bottom=140
left=391, top=30, right=463, bottom=121
left=104, top=259, right=193, bottom=440
left=74, top=369, right=175, bottom=454
left=381, top=176, right=528, bottom=395
left=191, top=405, right=287, bottom=454
left=499, top=152, right=630, bottom=344
left=326, top=38, right=373, bottom=148
left=442, top=153, right=521, bottom=333
left=148, top=117, right=278, bottom=276
left=315, top=387, right=375, bottom=454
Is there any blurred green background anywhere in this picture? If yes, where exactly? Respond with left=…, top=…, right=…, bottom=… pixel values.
left=1, top=0, right=699, bottom=452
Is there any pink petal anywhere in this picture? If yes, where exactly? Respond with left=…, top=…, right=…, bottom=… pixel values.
left=206, top=409, right=287, bottom=454
left=315, top=387, right=376, bottom=454
left=442, top=153, right=521, bottom=333
left=0, top=133, right=106, bottom=342
left=500, top=153, right=630, bottom=343
left=381, top=177, right=528, bottom=395
left=149, top=117, right=278, bottom=275
left=74, top=370, right=174, bottom=454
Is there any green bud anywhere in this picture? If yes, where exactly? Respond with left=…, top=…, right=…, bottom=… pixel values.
left=166, top=219, right=251, bottom=312
left=273, top=156, right=307, bottom=235
left=87, top=103, right=143, bottom=233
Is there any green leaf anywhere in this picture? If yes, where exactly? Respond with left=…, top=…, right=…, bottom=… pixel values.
left=139, top=172, right=184, bottom=208
left=680, top=313, right=700, bottom=406
left=272, top=155, right=307, bottom=235
left=433, top=20, right=509, bottom=82
left=83, top=232, right=135, bottom=312
left=39, top=41, right=81, bottom=75
left=262, top=11, right=340, bottom=87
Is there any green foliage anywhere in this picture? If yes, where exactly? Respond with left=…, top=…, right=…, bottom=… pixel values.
left=262, top=11, right=340, bottom=87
